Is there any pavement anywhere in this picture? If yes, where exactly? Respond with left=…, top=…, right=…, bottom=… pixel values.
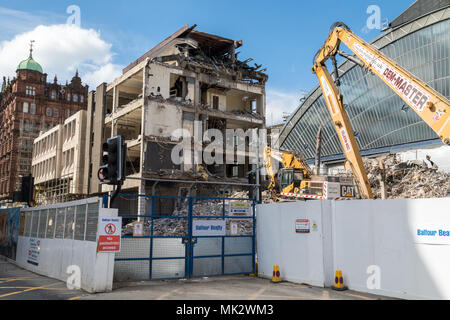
left=0, top=260, right=394, bottom=300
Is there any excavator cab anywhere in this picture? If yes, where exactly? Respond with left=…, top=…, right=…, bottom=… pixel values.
left=279, top=168, right=306, bottom=193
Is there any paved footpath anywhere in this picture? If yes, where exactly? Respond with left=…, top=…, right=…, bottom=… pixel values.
left=0, top=260, right=394, bottom=300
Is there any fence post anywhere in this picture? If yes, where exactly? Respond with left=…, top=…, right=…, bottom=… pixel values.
left=187, top=197, right=194, bottom=279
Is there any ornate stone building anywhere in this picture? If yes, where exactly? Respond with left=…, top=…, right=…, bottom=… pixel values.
left=0, top=46, right=89, bottom=202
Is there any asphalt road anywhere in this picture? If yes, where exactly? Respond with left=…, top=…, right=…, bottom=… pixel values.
left=0, top=260, right=393, bottom=300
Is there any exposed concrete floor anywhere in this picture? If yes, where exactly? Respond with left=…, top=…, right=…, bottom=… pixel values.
left=0, top=260, right=394, bottom=300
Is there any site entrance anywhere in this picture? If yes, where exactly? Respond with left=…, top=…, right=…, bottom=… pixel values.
left=112, top=194, right=256, bottom=281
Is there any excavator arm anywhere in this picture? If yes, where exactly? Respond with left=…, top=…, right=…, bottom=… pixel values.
left=313, top=22, right=450, bottom=199
left=263, top=147, right=313, bottom=195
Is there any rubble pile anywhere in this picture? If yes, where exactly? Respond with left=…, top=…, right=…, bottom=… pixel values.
left=122, top=191, right=254, bottom=236
left=364, top=155, right=450, bottom=199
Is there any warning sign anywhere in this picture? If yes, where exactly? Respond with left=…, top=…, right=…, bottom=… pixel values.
left=229, top=202, right=251, bottom=218
left=98, top=217, right=122, bottom=252
left=296, top=219, right=310, bottom=234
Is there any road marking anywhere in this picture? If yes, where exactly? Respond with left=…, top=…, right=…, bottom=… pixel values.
left=342, top=292, right=376, bottom=300
left=68, top=296, right=81, bottom=300
left=0, top=278, right=30, bottom=284
left=248, top=287, right=267, bottom=300
left=155, top=289, right=181, bottom=300
left=0, top=282, right=61, bottom=299
left=322, top=290, right=331, bottom=300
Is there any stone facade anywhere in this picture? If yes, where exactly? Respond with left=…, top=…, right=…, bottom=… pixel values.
left=0, top=50, right=88, bottom=201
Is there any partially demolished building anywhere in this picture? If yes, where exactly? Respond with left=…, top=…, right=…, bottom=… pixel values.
left=84, top=25, right=268, bottom=212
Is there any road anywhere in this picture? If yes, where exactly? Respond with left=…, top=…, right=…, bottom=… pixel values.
left=0, top=260, right=393, bottom=300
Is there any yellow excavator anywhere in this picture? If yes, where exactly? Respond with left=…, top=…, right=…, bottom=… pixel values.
left=313, top=22, right=450, bottom=199
left=263, top=147, right=357, bottom=200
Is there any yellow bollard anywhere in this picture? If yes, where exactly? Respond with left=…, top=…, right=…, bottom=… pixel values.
left=332, top=270, right=348, bottom=291
left=250, top=261, right=258, bottom=277
left=272, top=265, right=281, bottom=283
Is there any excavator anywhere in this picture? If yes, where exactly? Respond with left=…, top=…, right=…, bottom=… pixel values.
left=263, top=147, right=357, bottom=201
left=313, top=22, right=450, bottom=199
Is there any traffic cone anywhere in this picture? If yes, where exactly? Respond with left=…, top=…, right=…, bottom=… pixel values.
left=332, top=270, right=348, bottom=291
left=272, top=265, right=281, bottom=283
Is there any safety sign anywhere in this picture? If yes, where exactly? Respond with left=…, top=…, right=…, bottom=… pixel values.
left=229, top=202, right=251, bottom=218
left=296, top=219, right=310, bottom=234
left=98, top=217, right=122, bottom=252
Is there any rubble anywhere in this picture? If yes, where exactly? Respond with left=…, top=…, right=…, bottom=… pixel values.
left=122, top=191, right=254, bottom=236
left=364, top=154, right=450, bottom=199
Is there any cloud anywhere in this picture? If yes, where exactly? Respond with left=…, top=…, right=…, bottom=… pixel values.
left=266, top=88, right=305, bottom=126
left=0, top=23, right=123, bottom=88
left=82, top=63, right=123, bottom=87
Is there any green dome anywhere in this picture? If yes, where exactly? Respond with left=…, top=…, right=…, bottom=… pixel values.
left=17, top=53, right=43, bottom=73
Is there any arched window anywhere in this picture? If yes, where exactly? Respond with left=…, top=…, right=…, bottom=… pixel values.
left=73, top=94, right=78, bottom=103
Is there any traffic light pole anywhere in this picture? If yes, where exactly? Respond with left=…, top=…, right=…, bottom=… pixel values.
left=109, top=182, right=122, bottom=208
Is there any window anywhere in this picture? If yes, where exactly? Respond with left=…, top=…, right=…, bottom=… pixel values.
left=73, top=94, right=78, bottom=103
left=66, top=109, right=70, bottom=118
left=26, top=86, right=36, bottom=96
left=46, top=107, right=52, bottom=117
left=51, top=90, right=56, bottom=99
left=23, top=102, right=29, bottom=113
left=213, top=96, right=219, bottom=110
left=54, top=108, right=59, bottom=118
left=67, top=93, right=71, bottom=102
left=80, top=95, right=84, bottom=103
left=251, top=100, right=257, bottom=114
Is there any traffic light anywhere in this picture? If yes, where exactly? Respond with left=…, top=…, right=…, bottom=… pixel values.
left=98, top=136, right=126, bottom=186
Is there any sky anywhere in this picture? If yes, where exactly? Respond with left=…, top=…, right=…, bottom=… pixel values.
left=0, top=0, right=414, bottom=125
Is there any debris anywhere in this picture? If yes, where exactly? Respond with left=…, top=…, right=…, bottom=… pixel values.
left=364, top=154, right=450, bottom=199
left=121, top=191, right=254, bottom=236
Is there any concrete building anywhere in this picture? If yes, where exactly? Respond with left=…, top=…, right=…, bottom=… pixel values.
left=32, top=110, right=88, bottom=205
left=278, top=0, right=450, bottom=172
left=0, top=45, right=88, bottom=203
left=84, top=25, right=268, bottom=211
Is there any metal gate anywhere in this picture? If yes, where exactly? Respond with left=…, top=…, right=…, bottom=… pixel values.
left=111, top=194, right=256, bottom=281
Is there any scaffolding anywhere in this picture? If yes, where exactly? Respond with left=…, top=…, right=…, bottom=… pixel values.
left=34, top=174, right=86, bottom=206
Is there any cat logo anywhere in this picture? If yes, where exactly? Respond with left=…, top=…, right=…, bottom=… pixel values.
left=341, top=185, right=355, bottom=198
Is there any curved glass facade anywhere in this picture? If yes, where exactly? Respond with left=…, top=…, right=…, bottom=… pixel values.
left=281, top=16, right=450, bottom=160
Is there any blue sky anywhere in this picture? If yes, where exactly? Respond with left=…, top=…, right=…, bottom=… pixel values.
left=0, top=0, right=414, bottom=124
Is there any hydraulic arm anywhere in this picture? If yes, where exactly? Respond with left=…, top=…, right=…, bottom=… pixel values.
left=313, top=22, right=450, bottom=199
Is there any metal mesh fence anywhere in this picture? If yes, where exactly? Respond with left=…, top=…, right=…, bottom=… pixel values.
left=85, top=203, right=99, bottom=242
left=74, top=204, right=86, bottom=241
left=114, top=194, right=255, bottom=282
left=46, top=209, right=56, bottom=239
left=55, top=208, right=65, bottom=239
left=31, top=211, right=39, bottom=238
left=38, top=210, right=47, bottom=238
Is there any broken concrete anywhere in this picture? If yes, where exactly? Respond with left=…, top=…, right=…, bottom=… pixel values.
left=365, top=154, right=450, bottom=199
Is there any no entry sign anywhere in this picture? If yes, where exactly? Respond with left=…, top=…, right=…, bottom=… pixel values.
left=98, top=217, right=122, bottom=252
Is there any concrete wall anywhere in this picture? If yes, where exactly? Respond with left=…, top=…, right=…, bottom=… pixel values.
left=15, top=198, right=118, bottom=293
left=257, top=197, right=450, bottom=300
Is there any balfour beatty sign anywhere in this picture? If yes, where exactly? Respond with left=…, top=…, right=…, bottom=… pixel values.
left=415, top=228, right=450, bottom=245
left=193, top=220, right=226, bottom=237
